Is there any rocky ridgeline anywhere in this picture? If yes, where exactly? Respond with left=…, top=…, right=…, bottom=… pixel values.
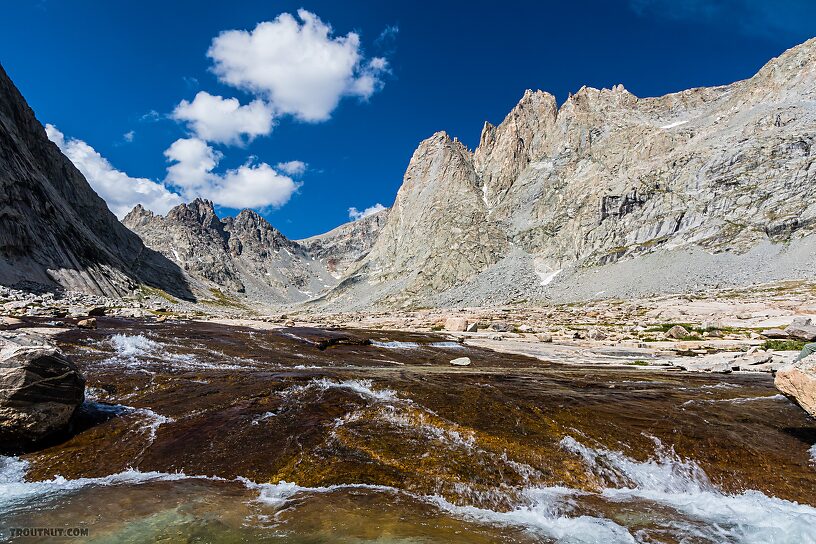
left=123, top=200, right=388, bottom=305
left=325, top=38, right=816, bottom=309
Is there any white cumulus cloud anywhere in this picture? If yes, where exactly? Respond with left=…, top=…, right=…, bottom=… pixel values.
left=45, top=124, right=183, bottom=218
left=207, top=9, right=388, bottom=122
left=164, top=138, right=299, bottom=209
left=275, top=160, right=307, bottom=176
left=172, top=91, right=275, bottom=145
left=348, top=202, right=386, bottom=221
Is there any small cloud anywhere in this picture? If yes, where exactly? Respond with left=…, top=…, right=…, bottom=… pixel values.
left=348, top=202, right=386, bottom=221
left=140, top=109, right=162, bottom=122
left=275, top=160, right=307, bottom=176
left=375, top=25, right=399, bottom=48
left=123, top=130, right=135, bottom=143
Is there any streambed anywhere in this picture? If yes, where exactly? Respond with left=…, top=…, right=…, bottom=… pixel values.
left=2, top=318, right=815, bottom=543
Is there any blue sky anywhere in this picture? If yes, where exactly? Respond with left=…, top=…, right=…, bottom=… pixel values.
left=2, top=1, right=815, bottom=238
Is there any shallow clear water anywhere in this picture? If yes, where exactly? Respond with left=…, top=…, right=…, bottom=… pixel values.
left=2, top=318, right=815, bottom=543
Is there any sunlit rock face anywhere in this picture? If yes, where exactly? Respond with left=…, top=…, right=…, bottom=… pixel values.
left=327, top=38, right=816, bottom=307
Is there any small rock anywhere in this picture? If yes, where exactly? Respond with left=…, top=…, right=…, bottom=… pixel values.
left=0, top=317, right=24, bottom=329
left=587, top=329, right=607, bottom=341
left=517, top=325, right=533, bottom=333
left=490, top=322, right=513, bottom=332
left=465, top=323, right=479, bottom=332
left=449, top=357, right=471, bottom=366
left=536, top=333, right=553, bottom=343
left=284, top=320, right=296, bottom=327
left=76, top=318, right=97, bottom=329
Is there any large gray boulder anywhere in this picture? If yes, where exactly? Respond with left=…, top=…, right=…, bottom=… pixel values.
left=775, top=354, right=816, bottom=417
left=0, top=335, right=85, bottom=448
left=784, top=322, right=816, bottom=341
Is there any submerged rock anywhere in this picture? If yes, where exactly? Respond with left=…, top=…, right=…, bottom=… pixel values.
left=775, top=354, right=816, bottom=417
left=0, top=336, right=85, bottom=448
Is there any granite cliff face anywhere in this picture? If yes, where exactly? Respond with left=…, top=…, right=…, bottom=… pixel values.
left=123, top=201, right=387, bottom=304
left=325, top=38, right=816, bottom=308
left=0, top=63, right=192, bottom=299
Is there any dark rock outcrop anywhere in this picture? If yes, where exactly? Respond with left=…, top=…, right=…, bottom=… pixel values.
left=0, top=63, right=193, bottom=300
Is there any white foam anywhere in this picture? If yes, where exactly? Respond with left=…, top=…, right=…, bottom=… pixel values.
left=810, top=444, right=816, bottom=465
left=104, top=334, right=250, bottom=371
left=372, top=341, right=420, bottom=349
left=428, top=490, right=636, bottom=544
left=110, top=334, right=160, bottom=357
left=561, top=436, right=816, bottom=543
left=240, top=478, right=398, bottom=507
left=372, top=340, right=463, bottom=350
left=683, top=394, right=787, bottom=406
left=310, top=378, right=400, bottom=402
left=0, top=456, right=197, bottom=511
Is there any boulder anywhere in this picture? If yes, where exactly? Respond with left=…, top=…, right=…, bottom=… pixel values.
left=761, top=328, right=789, bottom=339
left=784, top=323, right=816, bottom=342
left=77, top=318, right=97, bottom=329
left=465, top=323, right=479, bottom=332
left=449, top=357, right=471, bottom=366
left=490, top=322, right=513, bottom=332
left=587, top=329, right=607, bottom=341
left=444, top=317, right=468, bottom=332
left=536, top=333, right=553, bottom=343
left=86, top=306, right=107, bottom=317
left=665, top=325, right=690, bottom=340
left=0, top=336, right=85, bottom=447
left=775, top=354, right=816, bottom=417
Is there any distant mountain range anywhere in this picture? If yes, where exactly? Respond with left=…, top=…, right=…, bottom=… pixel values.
left=2, top=38, right=815, bottom=308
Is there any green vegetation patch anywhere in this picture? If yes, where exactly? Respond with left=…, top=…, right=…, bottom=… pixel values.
left=763, top=339, right=806, bottom=352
